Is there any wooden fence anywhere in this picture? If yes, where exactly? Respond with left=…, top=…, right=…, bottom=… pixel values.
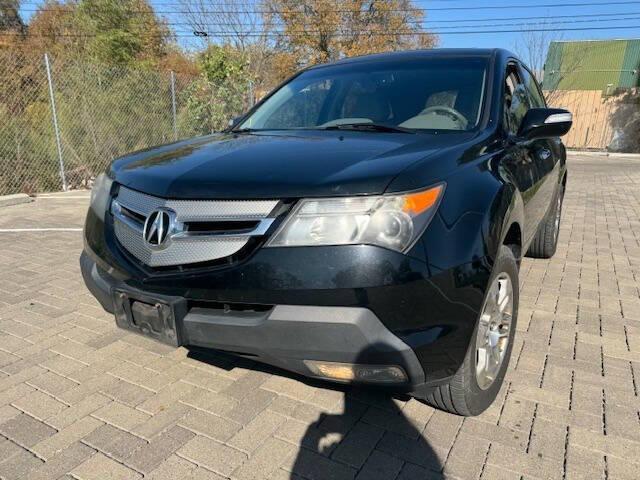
left=544, top=90, right=620, bottom=150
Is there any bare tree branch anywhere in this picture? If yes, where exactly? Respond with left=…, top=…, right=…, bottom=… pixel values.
left=515, top=20, right=563, bottom=82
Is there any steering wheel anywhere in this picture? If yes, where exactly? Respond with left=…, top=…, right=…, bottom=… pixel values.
left=419, top=106, right=468, bottom=128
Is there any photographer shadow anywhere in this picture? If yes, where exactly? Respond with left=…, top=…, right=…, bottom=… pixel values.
left=288, top=346, right=443, bottom=479
left=185, top=345, right=444, bottom=478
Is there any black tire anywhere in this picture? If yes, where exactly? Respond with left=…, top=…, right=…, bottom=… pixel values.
left=419, top=246, right=519, bottom=416
left=526, top=184, right=564, bottom=259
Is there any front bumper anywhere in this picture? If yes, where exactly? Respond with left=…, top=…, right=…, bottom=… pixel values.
left=83, top=199, right=493, bottom=389
left=81, top=251, right=427, bottom=389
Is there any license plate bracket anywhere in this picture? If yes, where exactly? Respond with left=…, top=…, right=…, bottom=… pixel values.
left=112, top=289, right=186, bottom=347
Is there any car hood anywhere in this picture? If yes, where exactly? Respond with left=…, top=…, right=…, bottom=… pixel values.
left=111, top=130, right=474, bottom=199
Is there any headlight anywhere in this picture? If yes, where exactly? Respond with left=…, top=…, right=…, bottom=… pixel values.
left=267, top=184, right=444, bottom=252
left=89, top=173, right=113, bottom=221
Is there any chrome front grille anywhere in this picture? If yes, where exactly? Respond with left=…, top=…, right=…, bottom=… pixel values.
left=115, top=187, right=278, bottom=221
left=111, top=186, right=279, bottom=268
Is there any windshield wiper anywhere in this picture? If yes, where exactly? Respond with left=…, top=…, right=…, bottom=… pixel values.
left=319, top=123, right=415, bottom=134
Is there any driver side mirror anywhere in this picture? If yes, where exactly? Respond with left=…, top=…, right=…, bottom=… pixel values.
left=518, top=108, right=573, bottom=140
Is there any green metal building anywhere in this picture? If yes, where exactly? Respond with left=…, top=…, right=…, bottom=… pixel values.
left=543, top=39, right=640, bottom=92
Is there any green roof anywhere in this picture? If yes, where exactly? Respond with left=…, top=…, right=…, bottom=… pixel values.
left=543, top=39, right=640, bottom=91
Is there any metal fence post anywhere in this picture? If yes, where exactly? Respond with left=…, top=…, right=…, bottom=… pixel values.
left=170, top=71, right=178, bottom=141
left=248, top=80, right=255, bottom=107
left=44, top=53, right=67, bottom=191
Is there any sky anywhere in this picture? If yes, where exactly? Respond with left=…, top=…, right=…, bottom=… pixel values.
left=422, top=0, right=639, bottom=49
left=18, top=0, right=640, bottom=54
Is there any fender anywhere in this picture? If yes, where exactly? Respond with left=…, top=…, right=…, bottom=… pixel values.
left=421, top=151, right=524, bottom=272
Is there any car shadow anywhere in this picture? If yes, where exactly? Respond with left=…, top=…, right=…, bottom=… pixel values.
left=186, top=346, right=443, bottom=479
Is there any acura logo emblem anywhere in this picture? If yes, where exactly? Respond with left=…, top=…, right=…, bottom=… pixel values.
left=143, top=208, right=174, bottom=248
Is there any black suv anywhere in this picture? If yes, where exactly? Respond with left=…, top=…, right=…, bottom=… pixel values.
left=81, top=49, right=571, bottom=415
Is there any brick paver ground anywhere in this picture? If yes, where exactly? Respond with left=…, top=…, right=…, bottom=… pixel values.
left=0, top=154, right=639, bottom=480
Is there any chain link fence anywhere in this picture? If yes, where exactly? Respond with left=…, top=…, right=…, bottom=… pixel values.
left=0, top=52, right=253, bottom=195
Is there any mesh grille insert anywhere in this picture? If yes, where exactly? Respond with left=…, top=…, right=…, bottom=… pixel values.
left=112, top=186, right=279, bottom=268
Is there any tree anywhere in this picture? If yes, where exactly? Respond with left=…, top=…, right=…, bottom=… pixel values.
left=179, top=0, right=276, bottom=99
left=0, top=0, right=24, bottom=33
left=23, top=2, right=83, bottom=61
left=0, top=0, right=200, bottom=193
left=19, top=0, right=172, bottom=67
left=515, top=25, right=561, bottom=83
left=265, top=0, right=437, bottom=80
left=515, top=23, right=587, bottom=108
left=180, top=0, right=270, bottom=51
left=180, top=45, right=252, bottom=135
left=180, top=0, right=437, bottom=91
left=76, top=0, right=172, bottom=66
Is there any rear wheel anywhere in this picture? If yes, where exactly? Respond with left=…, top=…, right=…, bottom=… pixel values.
left=420, top=246, right=519, bottom=416
left=526, top=185, right=564, bottom=259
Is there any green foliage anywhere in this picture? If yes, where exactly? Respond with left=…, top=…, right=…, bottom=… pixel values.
left=0, top=46, right=253, bottom=193
left=75, top=0, right=169, bottom=66
left=179, top=46, right=252, bottom=136
left=0, top=0, right=439, bottom=194
left=0, top=95, right=60, bottom=193
left=200, top=45, right=249, bottom=84
left=52, top=62, right=175, bottom=177
left=89, top=29, right=142, bottom=65
left=22, top=0, right=171, bottom=67
left=0, top=0, right=185, bottom=193
left=0, top=55, right=182, bottom=193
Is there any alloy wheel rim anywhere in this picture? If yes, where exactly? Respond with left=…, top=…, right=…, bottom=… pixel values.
left=475, top=273, right=513, bottom=390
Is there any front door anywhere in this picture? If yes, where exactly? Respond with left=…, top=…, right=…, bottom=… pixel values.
left=518, top=64, right=562, bottom=223
left=501, top=65, right=545, bottom=244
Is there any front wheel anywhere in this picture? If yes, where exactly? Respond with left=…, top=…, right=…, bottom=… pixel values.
left=421, top=246, right=519, bottom=416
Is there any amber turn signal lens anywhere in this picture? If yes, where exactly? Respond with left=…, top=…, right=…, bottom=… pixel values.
left=402, top=184, right=444, bottom=216
left=402, top=185, right=442, bottom=215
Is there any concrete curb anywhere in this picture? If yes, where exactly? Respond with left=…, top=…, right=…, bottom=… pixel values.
left=0, top=193, right=33, bottom=208
left=568, top=150, right=640, bottom=159
left=37, top=189, right=90, bottom=197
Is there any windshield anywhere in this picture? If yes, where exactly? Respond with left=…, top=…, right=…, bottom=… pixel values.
left=238, top=56, right=488, bottom=132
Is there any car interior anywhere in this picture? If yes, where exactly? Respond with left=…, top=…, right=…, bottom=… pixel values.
left=260, top=62, right=487, bottom=132
left=325, top=67, right=486, bottom=130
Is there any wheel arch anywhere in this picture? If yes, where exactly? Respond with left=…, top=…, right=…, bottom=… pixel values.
left=502, top=221, right=523, bottom=263
left=486, top=181, right=525, bottom=265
